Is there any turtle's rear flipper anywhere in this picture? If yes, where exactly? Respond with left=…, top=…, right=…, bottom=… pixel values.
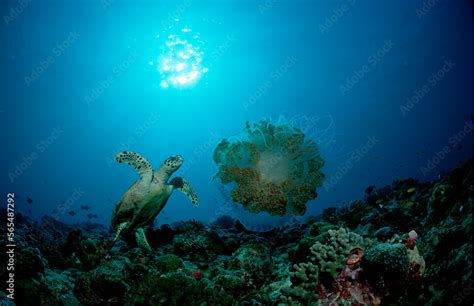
left=114, top=222, right=129, bottom=242
left=170, top=177, right=199, bottom=206
left=135, top=228, right=151, bottom=251
left=115, top=151, right=153, bottom=183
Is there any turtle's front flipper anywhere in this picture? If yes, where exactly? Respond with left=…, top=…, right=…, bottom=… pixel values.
left=115, top=151, right=153, bottom=183
left=169, top=177, right=199, bottom=206
left=135, top=228, right=151, bottom=251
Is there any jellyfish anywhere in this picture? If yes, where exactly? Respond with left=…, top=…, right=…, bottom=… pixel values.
left=213, top=118, right=325, bottom=216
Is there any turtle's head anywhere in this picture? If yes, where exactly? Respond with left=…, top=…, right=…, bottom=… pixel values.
left=163, top=155, right=184, bottom=173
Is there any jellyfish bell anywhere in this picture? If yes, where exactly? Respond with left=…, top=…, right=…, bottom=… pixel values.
left=213, top=118, right=325, bottom=217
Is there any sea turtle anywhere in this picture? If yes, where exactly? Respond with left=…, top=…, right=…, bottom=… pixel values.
left=111, top=151, right=198, bottom=250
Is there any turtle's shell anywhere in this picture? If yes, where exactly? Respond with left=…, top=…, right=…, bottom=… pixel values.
left=112, top=176, right=173, bottom=233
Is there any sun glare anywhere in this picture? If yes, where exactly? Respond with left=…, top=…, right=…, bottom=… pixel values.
left=152, top=21, right=208, bottom=89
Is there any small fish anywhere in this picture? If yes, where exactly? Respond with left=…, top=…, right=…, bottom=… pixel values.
left=28, top=209, right=32, bottom=214
left=61, top=200, right=65, bottom=204
left=52, top=209, right=57, bottom=214
left=68, top=211, right=76, bottom=216
left=407, top=187, right=417, bottom=193
left=87, top=213, right=98, bottom=219
left=80, top=205, right=91, bottom=211
left=456, top=144, right=463, bottom=151
left=26, top=197, right=33, bottom=204
left=405, top=201, right=415, bottom=208
left=365, top=185, right=376, bottom=194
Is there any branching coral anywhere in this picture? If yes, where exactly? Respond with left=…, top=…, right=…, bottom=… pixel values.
left=280, top=227, right=370, bottom=304
left=213, top=119, right=325, bottom=216
left=280, top=262, right=321, bottom=304
left=309, top=228, right=370, bottom=278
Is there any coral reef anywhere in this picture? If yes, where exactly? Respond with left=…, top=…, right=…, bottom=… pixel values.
left=213, top=119, right=325, bottom=216
left=280, top=227, right=371, bottom=304
left=0, top=160, right=472, bottom=305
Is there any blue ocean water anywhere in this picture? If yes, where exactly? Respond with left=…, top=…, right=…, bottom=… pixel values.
left=1, top=0, right=472, bottom=228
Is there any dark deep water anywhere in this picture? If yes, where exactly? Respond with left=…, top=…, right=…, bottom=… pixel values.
left=0, top=1, right=473, bottom=305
